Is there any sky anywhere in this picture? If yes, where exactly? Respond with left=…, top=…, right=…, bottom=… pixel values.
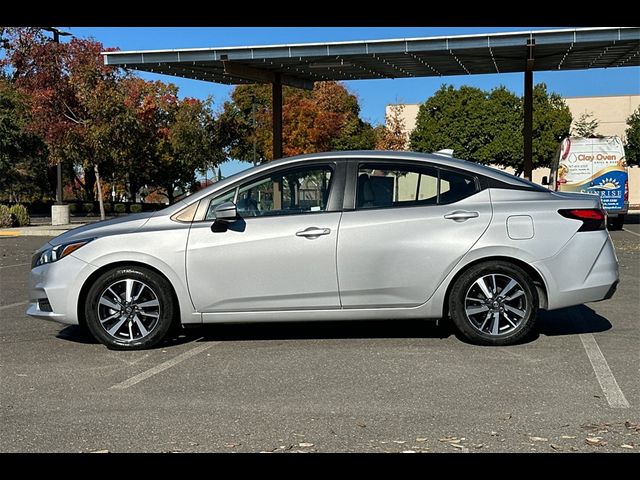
left=59, top=27, right=640, bottom=175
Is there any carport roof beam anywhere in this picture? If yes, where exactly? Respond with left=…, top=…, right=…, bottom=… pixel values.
left=102, top=27, right=640, bottom=82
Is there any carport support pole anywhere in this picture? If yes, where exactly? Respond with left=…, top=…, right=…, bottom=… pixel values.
left=523, top=40, right=534, bottom=181
left=272, top=74, right=283, bottom=160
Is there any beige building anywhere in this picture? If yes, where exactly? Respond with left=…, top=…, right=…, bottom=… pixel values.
left=387, top=94, right=640, bottom=206
left=565, top=95, right=640, bottom=138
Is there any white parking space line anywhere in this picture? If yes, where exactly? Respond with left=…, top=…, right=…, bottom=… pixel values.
left=0, top=301, right=28, bottom=312
left=579, top=333, right=630, bottom=409
left=109, top=341, right=218, bottom=390
left=622, top=228, right=640, bottom=238
left=0, top=263, right=29, bottom=269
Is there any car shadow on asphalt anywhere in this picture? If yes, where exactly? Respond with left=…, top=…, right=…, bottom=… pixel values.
left=535, top=304, right=612, bottom=337
left=55, top=304, right=611, bottom=348
left=185, top=319, right=454, bottom=344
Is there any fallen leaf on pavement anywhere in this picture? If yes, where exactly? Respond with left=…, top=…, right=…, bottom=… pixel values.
left=299, top=443, right=314, bottom=448
left=620, top=444, right=634, bottom=449
left=550, top=444, right=563, bottom=451
left=416, top=438, right=428, bottom=442
left=393, top=440, right=406, bottom=444
left=585, top=437, right=607, bottom=446
left=490, top=431, right=499, bottom=436
left=90, top=450, right=110, bottom=453
left=438, top=437, right=460, bottom=443
left=561, top=435, right=576, bottom=439
left=356, top=421, right=366, bottom=428
left=474, top=444, right=484, bottom=449
left=402, top=450, right=416, bottom=453
left=529, top=437, right=548, bottom=442
left=450, top=443, right=465, bottom=449
left=225, top=443, right=240, bottom=448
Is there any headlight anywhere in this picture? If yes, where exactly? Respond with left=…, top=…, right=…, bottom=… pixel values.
left=32, top=239, right=93, bottom=268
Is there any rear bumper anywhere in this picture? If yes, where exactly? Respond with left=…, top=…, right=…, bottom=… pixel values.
left=533, top=231, right=619, bottom=310
left=602, top=280, right=619, bottom=301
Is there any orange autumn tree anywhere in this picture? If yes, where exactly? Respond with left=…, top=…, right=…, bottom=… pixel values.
left=219, top=81, right=375, bottom=163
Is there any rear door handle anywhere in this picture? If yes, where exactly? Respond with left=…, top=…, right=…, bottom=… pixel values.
left=296, top=227, right=331, bottom=238
left=444, top=211, right=479, bottom=221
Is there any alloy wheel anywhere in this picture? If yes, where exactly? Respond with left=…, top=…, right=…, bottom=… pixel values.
left=97, top=278, right=161, bottom=343
left=464, top=273, right=528, bottom=336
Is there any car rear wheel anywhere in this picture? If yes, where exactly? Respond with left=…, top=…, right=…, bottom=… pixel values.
left=448, top=261, right=538, bottom=346
left=84, top=266, right=177, bottom=350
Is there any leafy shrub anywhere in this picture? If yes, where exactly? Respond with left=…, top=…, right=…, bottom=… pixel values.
left=82, top=203, right=94, bottom=214
left=103, top=203, right=113, bottom=213
left=114, top=203, right=126, bottom=214
left=130, top=204, right=142, bottom=213
left=0, top=205, right=13, bottom=228
left=68, top=203, right=78, bottom=214
left=9, top=204, right=30, bottom=226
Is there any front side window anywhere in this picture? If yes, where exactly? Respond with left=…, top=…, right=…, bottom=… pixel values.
left=205, top=165, right=333, bottom=220
left=356, top=163, right=477, bottom=209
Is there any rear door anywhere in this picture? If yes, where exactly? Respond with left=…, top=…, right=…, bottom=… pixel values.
left=337, top=160, right=492, bottom=308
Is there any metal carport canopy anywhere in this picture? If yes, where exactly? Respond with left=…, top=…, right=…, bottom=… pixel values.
left=102, top=27, right=640, bottom=177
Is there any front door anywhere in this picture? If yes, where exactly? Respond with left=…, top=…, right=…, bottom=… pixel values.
left=186, top=163, right=342, bottom=313
left=337, top=161, right=492, bottom=308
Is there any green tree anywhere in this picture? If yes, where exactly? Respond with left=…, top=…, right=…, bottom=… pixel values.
left=531, top=84, right=572, bottom=174
left=153, top=96, right=223, bottom=203
left=572, top=112, right=599, bottom=137
left=624, top=108, right=640, bottom=166
left=0, top=78, right=50, bottom=202
left=410, top=85, right=489, bottom=161
left=410, top=83, right=571, bottom=174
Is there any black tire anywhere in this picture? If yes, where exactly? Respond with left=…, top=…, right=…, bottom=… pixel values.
left=608, top=215, right=624, bottom=231
left=84, top=266, right=177, bottom=350
left=448, top=261, right=538, bottom=346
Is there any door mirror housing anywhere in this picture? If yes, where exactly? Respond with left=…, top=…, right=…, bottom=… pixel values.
left=213, top=201, right=238, bottom=223
left=541, top=176, right=549, bottom=185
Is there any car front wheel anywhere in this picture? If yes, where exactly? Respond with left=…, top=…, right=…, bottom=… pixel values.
left=84, top=266, right=177, bottom=350
left=448, top=261, right=538, bottom=346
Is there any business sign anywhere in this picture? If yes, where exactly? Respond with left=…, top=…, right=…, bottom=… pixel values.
left=558, top=137, right=627, bottom=211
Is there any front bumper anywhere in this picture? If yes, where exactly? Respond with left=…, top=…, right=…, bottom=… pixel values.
left=27, top=254, right=97, bottom=325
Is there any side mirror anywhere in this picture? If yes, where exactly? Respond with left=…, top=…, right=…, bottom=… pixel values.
left=541, top=176, right=549, bottom=185
left=213, top=201, right=238, bottom=223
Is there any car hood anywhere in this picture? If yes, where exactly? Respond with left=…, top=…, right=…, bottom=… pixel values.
left=48, top=212, right=156, bottom=247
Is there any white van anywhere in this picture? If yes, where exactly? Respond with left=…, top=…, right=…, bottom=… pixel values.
left=546, top=136, right=629, bottom=230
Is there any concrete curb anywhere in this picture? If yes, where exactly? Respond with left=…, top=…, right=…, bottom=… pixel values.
left=0, top=224, right=86, bottom=237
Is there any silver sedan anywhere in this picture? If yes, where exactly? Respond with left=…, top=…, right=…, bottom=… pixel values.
left=27, top=151, right=619, bottom=349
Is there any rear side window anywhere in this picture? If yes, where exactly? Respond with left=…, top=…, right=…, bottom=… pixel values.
left=439, top=169, right=478, bottom=204
left=356, top=163, right=478, bottom=209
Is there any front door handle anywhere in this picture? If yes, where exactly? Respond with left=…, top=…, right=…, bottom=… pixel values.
left=296, top=227, right=331, bottom=238
left=444, top=211, right=479, bottom=221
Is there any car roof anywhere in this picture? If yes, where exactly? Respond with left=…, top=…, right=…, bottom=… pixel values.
left=176, top=150, right=544, bottom=208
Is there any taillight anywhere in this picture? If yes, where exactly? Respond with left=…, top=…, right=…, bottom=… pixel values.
left=558, top=208, right=606, bottom=232
left=624, top=180, right=629, bottom=202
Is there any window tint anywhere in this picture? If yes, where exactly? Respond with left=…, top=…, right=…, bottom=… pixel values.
left=438, top=169, right=478, bottom=204
left=205, top=165, right=333, bottom=220
left=356, top=163, right=477, bottom=209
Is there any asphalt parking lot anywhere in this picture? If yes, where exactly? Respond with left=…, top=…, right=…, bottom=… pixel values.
left=1, top=224, right=638, bottom=453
